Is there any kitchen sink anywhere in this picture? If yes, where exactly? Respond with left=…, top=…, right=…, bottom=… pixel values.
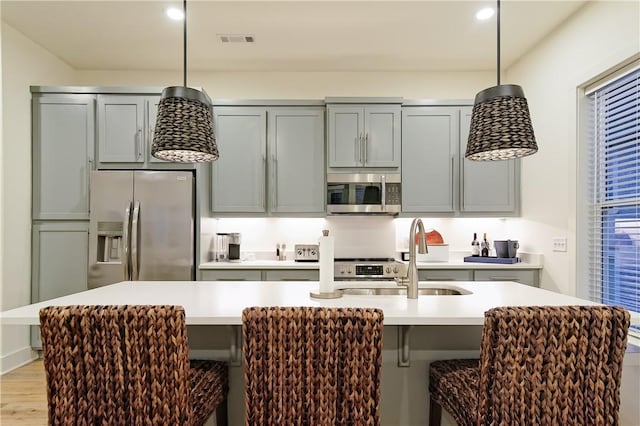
left=338, top=287, right=467, bottom=296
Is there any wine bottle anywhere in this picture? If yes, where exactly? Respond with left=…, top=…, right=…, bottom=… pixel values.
left=481, top=233, right=489, bottom=257
left=471, top=233, right=480, bottom=257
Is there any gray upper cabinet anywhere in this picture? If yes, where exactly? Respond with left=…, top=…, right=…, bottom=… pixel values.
left=327, top=104, right=400, bottom=168
left=268, top=108, right=325, bottom=213
left=97, top=95, right=145, bottom=163
left=211, top=106, right=325, bottom=214
left=212, top=107, right=267, bottom=212
left=32, top=94, right=95, bottom=220
left=96, top=95, right=183, bottom=168
left=402, top=107, right=458, bottom=213
left=459, top=107, right=519, bottom=214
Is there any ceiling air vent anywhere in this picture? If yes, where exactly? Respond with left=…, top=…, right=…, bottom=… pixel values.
left=218, top=34, right=255, bottom=43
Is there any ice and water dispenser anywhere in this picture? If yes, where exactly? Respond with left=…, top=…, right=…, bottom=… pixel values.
left=96, top=221, right=124, bottom=262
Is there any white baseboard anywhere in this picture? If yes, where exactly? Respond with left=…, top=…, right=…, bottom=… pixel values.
left=1, top=346, right=39, bottom=375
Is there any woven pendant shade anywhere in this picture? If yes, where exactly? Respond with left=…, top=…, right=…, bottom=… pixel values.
left=151, top=0, right=219, bottom=163
left=465, top=0, right=538, bottom=161
left=152, top=86, right=219, bottom=163
left=465, top=84, right=538, bottom=161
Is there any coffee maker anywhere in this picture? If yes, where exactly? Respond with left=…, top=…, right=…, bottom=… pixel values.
left=214, top=233, right=241, bottom=262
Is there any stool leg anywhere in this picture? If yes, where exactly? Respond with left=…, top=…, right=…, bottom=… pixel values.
left=429, top=396, right=442, bottom=426
left=215, top=397, right=228, bottom=426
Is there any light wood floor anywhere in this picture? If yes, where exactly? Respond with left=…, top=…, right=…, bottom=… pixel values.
left=1, top=359, right=47, bottom=425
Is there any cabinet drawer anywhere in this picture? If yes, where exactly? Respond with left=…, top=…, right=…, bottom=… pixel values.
left=264, top=270, right=319, bottom=281
left=473, top=269, right=538, bottom=287
left=418, top=270, right=473, bottom=281
left=200, top=270, right=261, bottom=281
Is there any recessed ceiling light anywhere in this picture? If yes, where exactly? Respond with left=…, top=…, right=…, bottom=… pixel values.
left=475, top=7, right=495, bottom=21
left=166, top=7, right=184, bottom=21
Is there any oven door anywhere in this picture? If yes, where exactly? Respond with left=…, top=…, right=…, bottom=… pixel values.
left=327, top=173, right=401, bottom=214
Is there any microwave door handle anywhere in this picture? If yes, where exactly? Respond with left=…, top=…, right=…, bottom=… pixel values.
left=131, top=200, right=140, bottom=281
left=381, top=175, right=386, bottom=211
left=122, top=201, right=132, bottom=280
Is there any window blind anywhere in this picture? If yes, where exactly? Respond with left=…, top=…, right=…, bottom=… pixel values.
left=588, top=68, right=639, bottom=334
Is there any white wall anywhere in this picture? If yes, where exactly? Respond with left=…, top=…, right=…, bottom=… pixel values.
left=507, top=0, right=640, bottom=295
left=0, top=22, right=76, bottom=372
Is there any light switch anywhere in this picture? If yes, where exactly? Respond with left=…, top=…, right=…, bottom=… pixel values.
left=552, top=237, right=567, bottom=252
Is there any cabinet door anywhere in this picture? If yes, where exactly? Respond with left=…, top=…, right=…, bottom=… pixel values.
left=269, top=108, right=325, bottom=213
left=418, top=269, right=473, bottom=281
left=264, top=270, right=319, bottom=281
left=32, top=95, right=94, bottom=220
left=364, top=105, right=401, bottom=167
left=327, top=106, right=365, bottom=167
left=212, top=107, right=267, bottom=212
left=460, top=107, right=519, bottom=213
left=32, top=222, right=89, bottom=303
left=473, top=269, right=538, bottom=287
left=97, top=95, right=145, bottom=163
left=200, top=270, right=262, bottom=281
left=402, top=107, right=458, bottom=212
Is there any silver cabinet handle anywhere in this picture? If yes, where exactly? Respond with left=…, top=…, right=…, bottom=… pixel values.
left=122, top=202, right=132, bottom=280
left=425, top=278, right=455, bottom=281
left=489, top=277, right=521, bottom=281
left=136, top=128, right=143, bottom=159
left=262, top=155, right=267, bottom=209
left=355, top=133, right=362, bottom=164
left=131, top=201, right=140, bottom=280
left=451, top=155, right=455, bottom=211
left=364, top=133, right=369, bottom=164
left=272, top=155, right=278, bottom=210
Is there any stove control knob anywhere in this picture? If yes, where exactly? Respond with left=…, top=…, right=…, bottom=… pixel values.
left=339, top=268, right=346, bottom=275
left=393, top=266, right=399, bottom=273
left=385, top=266, right=391, bottom=273
left=297, top=249, right=303, bottom=256
left=310, top=249, right=316, bottom=256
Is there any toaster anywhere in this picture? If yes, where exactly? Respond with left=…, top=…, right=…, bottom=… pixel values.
left=294, top=244, right=319, bottom=262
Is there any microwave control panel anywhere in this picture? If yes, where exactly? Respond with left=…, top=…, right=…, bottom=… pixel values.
left=385, top=183, right=402, bottom=205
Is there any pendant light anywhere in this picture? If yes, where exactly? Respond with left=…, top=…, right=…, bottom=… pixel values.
left=465, top=0, right=538, bottom=161
left=152, top=0, right=219, bottom=163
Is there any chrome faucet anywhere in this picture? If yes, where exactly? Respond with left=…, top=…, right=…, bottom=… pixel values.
left=405, top=218, right=427, bottom=299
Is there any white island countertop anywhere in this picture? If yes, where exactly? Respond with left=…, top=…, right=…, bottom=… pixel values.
left=3, top=280, right=630, bottom=326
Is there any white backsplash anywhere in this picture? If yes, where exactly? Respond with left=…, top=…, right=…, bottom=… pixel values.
left=201, top=216, right=528, bottom=263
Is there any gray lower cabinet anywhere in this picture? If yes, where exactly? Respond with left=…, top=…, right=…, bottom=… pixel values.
left=418, top=269, right=473, bottom=281
left=31, top=222, right=89, bottom=348
left=473, top=269, right=539, bottom=287
left=200, top=269, right=319, bottom=281
left=211, top=106, right=325, bottom=214
left=201, top=270, right=262, bottom=281
left=402, top=107, right=459, bottom=212
left=32, top=94, right=95, bottom=220
left=327, top=104, right=401, bottom=168
left=264, top=270, right=319, bottom=281
left=459, top=107, right=519, bottom=214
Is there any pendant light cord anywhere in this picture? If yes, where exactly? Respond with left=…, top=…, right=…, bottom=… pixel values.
left=183, top=0, right=187, bottom=88
left=497, top=0, right=501, bottom=86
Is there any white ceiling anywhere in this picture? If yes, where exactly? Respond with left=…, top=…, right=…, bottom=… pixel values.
left=1, top=0, right=587, bottom=72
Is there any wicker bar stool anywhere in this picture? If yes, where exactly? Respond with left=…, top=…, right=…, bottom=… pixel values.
left=242, top=307, right=384, bottom=425
left=428, top=306, right=630, bottom=426
left=39, top=305, right=229, bottom=426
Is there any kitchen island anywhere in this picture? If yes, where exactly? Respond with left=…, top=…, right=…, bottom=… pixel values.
left=2, top=281, right=637, bottom=426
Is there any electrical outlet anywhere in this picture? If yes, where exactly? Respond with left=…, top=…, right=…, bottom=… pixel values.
left=552, top=237, right=567, bottom=252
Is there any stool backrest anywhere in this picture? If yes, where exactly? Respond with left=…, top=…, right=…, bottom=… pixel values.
left=242, top=307, right=384, bottom=426
left=39, top=305, right=192, bottom=425
left=478, top=306, right=630, bottom=425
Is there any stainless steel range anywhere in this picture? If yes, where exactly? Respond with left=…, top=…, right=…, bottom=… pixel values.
left=334, top=258, right=406, bottom=281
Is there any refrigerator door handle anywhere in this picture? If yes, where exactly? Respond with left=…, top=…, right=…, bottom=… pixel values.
left=122, top=201, right=132, bottom=280
left=131, top=200, right=141, bottom=280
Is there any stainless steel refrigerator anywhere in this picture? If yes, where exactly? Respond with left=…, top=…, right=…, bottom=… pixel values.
left=88, top=170, right=195, bottom=288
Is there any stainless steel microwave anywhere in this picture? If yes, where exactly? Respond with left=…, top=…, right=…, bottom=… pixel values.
left=327, top=173, right=401, bottom=215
